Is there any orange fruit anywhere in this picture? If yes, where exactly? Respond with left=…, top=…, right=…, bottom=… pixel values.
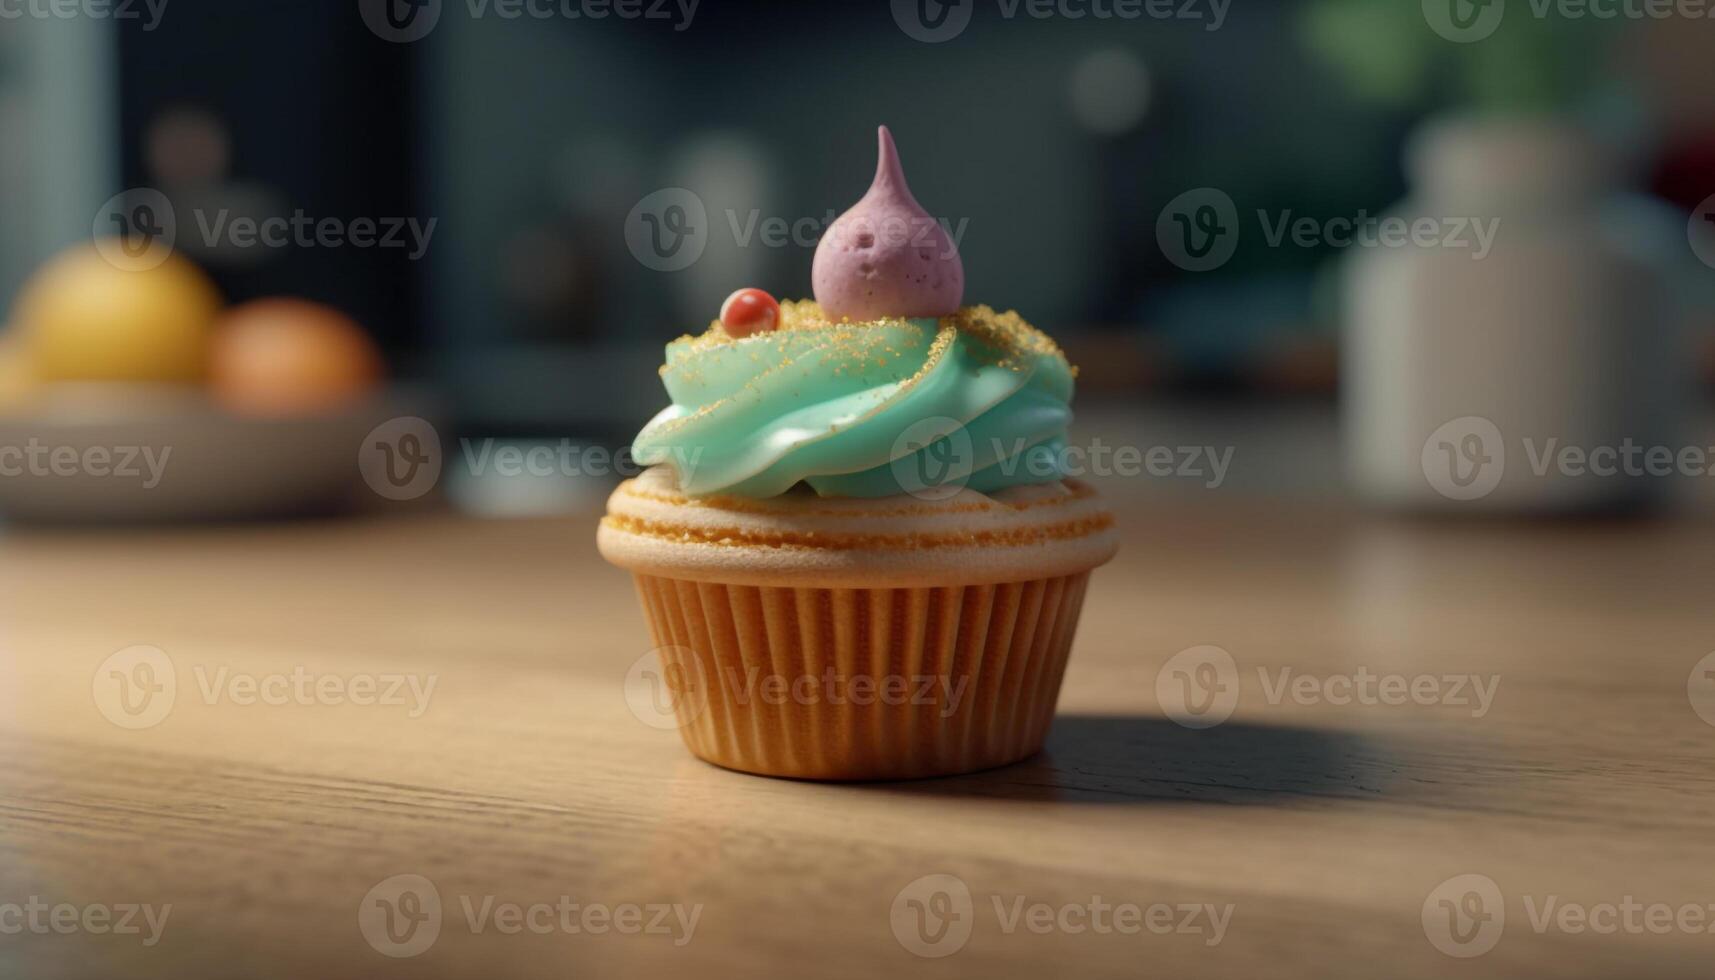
left=210, top=298, right=384, bottom=416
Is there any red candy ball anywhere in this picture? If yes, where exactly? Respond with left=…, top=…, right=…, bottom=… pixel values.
left=720, top=288, right=780, bottom=338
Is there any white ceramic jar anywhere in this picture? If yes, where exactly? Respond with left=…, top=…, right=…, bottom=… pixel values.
left=1344, top=116, right=1691, bottom=513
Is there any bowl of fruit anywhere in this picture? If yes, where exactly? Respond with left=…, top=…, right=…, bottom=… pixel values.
left=0, top=242, right=426, bottom=523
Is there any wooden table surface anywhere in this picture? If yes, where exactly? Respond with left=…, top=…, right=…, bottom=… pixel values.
left=2, top=502, right=1713, bottom=978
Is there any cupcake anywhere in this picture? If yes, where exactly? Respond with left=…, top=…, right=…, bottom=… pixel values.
left=599, top=126, right=1117, bottom=780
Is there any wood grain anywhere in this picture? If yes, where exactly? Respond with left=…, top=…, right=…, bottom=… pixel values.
left=1, top=503, right=1712, bottom=978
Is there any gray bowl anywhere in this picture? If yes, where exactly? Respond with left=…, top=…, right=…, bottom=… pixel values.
left=0, top=384, right=429, bottom=523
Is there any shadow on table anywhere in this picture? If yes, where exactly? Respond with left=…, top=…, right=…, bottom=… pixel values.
left=871, top=714, right=1405, bottom=805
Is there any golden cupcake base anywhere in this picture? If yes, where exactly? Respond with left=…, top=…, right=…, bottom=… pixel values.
left=632, top=571, right=1092, bottom=781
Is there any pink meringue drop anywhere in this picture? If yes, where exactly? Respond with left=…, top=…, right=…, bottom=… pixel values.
left=812, top=126, right=964, bottom=321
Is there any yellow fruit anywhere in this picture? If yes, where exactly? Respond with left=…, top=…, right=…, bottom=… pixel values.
left=0, top=334, right=34, bottom=410
left=12, top=243, right=222, bottom=384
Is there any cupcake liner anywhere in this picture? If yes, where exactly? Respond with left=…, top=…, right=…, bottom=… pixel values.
left=631, top=571, right=1092, bottom=780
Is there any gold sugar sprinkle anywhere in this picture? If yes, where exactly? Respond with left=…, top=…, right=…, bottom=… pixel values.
left=666, top=301, right=1072, bottom=376
left=600, top=512, right=1115, bottom=552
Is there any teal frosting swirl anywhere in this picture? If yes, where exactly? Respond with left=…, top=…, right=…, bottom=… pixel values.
left=631, top=305, right=1075, bottom=499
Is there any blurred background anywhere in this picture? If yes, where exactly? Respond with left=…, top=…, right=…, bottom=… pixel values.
left=7, top=7, right=1715, bottom=977
left=2, top=0, right=1714, bottom=518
